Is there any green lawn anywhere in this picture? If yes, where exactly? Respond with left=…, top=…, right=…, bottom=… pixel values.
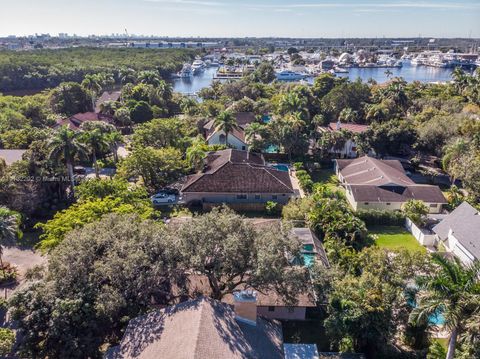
left=310, top=168, right=342, bottom=191
left=369, top=225, right=426, bottom=253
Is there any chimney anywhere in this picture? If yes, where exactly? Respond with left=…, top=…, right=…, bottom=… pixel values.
left=233, top=290, right=257, bottom=326
left=336, top=120, right=341, bottom=130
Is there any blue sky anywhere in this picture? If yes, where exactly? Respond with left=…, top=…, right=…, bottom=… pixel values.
left=1, top=0, right=479, bottom=37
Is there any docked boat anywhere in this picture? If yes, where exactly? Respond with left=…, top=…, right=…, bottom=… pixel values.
left=275, top=70, right=307, bottom=81
left=177, top=64, right=193, bottom=78
left=333, top=67, right=349, bottom=73
left=191, top=59, right=206, bottom=75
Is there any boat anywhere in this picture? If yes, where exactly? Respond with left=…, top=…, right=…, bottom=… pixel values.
left=191, top=58, right=206, bottom=75
left=275, top=70, right=307, bottom=81
left=333, top=67, right=349, bottom=74
left=177, top=64, right=193, bottom=78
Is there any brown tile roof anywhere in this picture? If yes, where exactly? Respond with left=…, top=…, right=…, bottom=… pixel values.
left=348, top=184, right=447, bottom=204
left=109, top=297, right=284, bottom=359
left=182, top=150, right=294, bottom=194
left=55, top=112, right=115, bottom=131
left=235, top=112, right=257, bottom=128
left=337, top=156, right=414, bottom=187
left=0, top=149, right=26, bottom=165
left=327, top=122, right=369, bottom=133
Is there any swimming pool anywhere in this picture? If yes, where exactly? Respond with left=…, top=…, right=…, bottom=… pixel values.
left=272, top=164, right=289, bottom=172
left=265, top=144, right=279, bottom=153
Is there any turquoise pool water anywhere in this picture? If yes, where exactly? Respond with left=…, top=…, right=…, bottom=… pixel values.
left=265, top=144, right=279, bottom=153
left=407, top=298, right=445, bottom=326
left=273, top=164, right=289, bottom=172
left=303, top=253, right=316, bottom=267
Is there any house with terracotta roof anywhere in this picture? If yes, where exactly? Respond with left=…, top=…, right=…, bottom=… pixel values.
left=432, top=202, right=480, bottom=265
left=318, top=121, right=369, bottom=158
left=106, top=294, right=285, bottom=359
left=181, top=149, right=296, bottom=210
left=335, top=156, right=446, bottom=213
left=55, top=112, right=114, bottom=131
left=203, top=112, right=257, bottom=151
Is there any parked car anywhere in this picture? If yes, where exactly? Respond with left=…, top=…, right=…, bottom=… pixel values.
left=150, top=193, right=176, bottom=205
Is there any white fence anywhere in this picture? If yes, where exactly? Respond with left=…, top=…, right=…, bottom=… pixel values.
left=405, top=218, right=437, bottom=246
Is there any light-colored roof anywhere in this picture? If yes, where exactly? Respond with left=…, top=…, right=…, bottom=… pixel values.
left=108, top=297, right=284, bottom=359
left=433, top=202, right=480, bottom=260
left=336, top=156, right=414, bottom=187
left=0, top=149, right=26, bottom=165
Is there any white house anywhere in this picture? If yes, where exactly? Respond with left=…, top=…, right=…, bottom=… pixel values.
left=203, top=112, right=257, bottom=151
left=433, top=202, right=480, bottom=265
left=335, top=156, right=447, bottom=213
left=318, top=121, right=370, bottom=158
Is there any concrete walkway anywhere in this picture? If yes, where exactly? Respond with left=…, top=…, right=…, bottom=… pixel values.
left=290, top=170, right=305, bottom=198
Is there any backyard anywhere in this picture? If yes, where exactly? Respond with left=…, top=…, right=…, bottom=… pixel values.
left=369, top=225, right=426, bottom=253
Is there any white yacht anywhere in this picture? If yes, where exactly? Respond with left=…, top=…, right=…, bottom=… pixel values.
left=191, top=59, right=206, bottom=75
left=177, top=64, right=193, bottom=78
left=275, top=70, right=307, bottom=81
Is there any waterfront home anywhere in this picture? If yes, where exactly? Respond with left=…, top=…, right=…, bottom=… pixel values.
left=318, top=121, right=369, bottom=158
left=432, top=202, right=480, bottom=265
left=106, top=295, right=284, bottom=359
left=203, top=112, right=256, bottom=151
left=0, top=149, right=26, bottom=166
left=181, top=149, right=295, bottom=210
left=335, top=156, right=446, bottom=213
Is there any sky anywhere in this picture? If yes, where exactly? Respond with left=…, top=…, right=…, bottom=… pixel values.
left=0, top=0, right=479, bottom=38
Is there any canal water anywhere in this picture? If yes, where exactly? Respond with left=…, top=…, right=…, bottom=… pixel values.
left=172, top=62, right=458, bottom=95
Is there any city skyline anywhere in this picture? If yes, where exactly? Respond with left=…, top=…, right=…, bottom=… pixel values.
left=1, top=0, right=479, bottom=38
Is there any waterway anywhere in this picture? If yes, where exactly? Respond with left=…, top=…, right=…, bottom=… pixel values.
left=172, top=63, right=458, bottom=95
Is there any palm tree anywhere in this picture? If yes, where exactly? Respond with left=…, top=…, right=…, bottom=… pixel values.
left=138, top=70, right=161, bottom=86
left=214, top=111, right=237, bottom=147
left=106, top=131, right=123, bottom=164
left=186, top=146, right=207, bottom=172
left=81, top=74, right=102, bottom=110
left=48, top=126, right=88, bottom=195
left=0, top=207, right=22, bottom=278
left=452, top=67, right=468, bottom=94
left=384, top=69, right=393, bottom=79
left=99, top=100, right=117, bottom=117
left=245, top=122, right=265, bottom=151
left=339, top=107, right=357, bottom=123
left=410, top=254, right=480, bottom=359
left=81, top=129, right=110, bottom=178
left=119, top=68, right=137, bottom=85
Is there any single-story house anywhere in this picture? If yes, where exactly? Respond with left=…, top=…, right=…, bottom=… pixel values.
left=181, top=149, right=295, bottom=209
left=106, top=294, right=284, bottom=359
left=432, top=202, right=480, bottom=265
left=203, top=112, right=257, bottom=151
left=0, top=149, right=26, bottom=166
left=335, top=156, right=446, bottom=213
left=318, top=121, right=369, bottom=158
left=55, top=112, right=114, bottom=131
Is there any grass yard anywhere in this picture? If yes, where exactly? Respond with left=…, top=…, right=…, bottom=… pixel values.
left=369, top=225, right=426, bottom=253
left=310, top=168, right=342, bottom=191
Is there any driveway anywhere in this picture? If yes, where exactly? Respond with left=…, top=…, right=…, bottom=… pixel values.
left=3, top=247, right=46, bottom=278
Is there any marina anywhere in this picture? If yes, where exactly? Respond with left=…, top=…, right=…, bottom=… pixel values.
left=172, top=61, right=462, bottom=95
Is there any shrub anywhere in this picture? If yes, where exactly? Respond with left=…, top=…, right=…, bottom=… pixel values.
left=296, top=169, right=314, bottom=194
left=356, top=209, right=406, bottom=226
left=0, top=328, right=15, bottom=356
left=293, top=162, right=304, bottom=171
left=282, top=197, right=315, bottom=221
left=265, top=201, right=280, bottom=215
left=402, top=199, right=428, bottom=227
left=0, top=263, right=18, bottom=285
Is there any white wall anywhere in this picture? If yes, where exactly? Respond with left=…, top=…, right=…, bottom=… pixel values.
left=183, top=192, right=293, bottom=205
left=405, top=218, right=437, bottom=246
left=207, top=130, right=248, bottom=151
left=445, top=231, right=476, bottom=266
